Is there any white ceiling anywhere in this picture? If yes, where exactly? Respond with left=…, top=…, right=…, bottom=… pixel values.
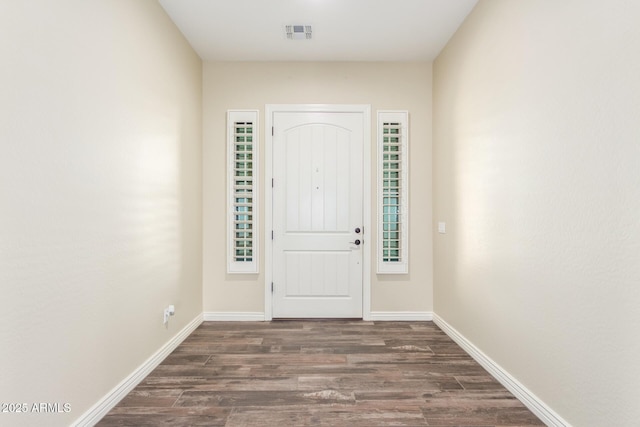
left=158, top=0, right=478, bottom=62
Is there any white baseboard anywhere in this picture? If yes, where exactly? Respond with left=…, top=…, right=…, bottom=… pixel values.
left=433, top=313, right=570, bottom=427
left=203, top=311, right=433, bottom=322
left=203, top=312, right=431, bottom=322
left=203, top=311, right=265, bottom=321
left=71, top=313, right=203, bottom=427
left=369, top=311, right=433, bottom=321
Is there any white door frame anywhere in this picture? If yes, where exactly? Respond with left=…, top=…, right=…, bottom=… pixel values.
left=265, top=104, right=371, bottom=320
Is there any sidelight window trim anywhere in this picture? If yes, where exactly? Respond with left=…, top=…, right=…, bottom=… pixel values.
left=227, top=110, right=259, bottom=274
left=377, top=110, right=409, bottom=274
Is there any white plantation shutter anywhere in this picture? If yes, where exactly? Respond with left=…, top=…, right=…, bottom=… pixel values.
left=227, top=110, right=259, bottom=273
left=377, top=111, right=409, bottom=274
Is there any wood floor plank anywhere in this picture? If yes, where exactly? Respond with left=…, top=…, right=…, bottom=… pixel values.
left=97, top=321, right=544, bottom=426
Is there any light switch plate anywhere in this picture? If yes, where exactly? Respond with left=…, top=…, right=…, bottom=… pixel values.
left=438, top=222, right=446, bottom=234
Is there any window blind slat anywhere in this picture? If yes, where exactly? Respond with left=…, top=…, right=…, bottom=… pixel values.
left=382, top=120, right=403, bottom=264
left=232, top=119, right=255, bottom=262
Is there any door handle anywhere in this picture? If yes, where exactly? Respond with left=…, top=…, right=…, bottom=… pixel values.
left=349, top=239, right=361, bottom=246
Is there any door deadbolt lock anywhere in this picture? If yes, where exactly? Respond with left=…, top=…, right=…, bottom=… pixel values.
left=355, top=227, right=361, bottom=234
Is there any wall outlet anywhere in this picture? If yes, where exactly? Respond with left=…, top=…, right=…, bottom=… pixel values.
left=163, top=305, right=176, bottom=324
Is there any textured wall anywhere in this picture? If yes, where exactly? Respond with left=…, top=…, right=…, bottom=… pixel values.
left=433, top=1, right=640, bottom=425
left=202, top=62, right=433, bottom=315
left=0, top=1, right=202, bottom=425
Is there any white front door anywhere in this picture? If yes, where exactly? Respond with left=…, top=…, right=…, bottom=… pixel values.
left=272, top=111, right=364, bottom=318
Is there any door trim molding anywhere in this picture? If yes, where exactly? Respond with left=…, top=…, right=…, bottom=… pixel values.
left=265, top=104, right=372, bottom=321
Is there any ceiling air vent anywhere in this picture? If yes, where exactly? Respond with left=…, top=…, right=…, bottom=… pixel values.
left=285, top=25, right=312, bottom=40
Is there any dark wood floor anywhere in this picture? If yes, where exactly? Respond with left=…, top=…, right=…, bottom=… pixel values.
left=98, top=321, right=544, bottom=426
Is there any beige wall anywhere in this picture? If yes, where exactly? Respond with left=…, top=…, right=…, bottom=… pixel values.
left=0, top=1, right=202, bottom=426
left=433, top=1, right=640, bottom=425
left=203, top=62, right=433, bottom=315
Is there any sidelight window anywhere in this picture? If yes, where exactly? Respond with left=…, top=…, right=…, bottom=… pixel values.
left=227, top=110, right=259, bottom=273
left=377, top=111, right=409, bottom=274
